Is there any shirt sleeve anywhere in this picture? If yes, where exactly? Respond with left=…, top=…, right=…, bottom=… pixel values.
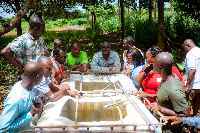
left=7, top=37, right=24, bottom=55
left=186, top=53, right=196, bottom=70
left=168, top=89, right=189, bottom=112
left=91, top=53, right=109, bottom=73
left=0, top=102, right=33, bottom=132
left=80, top=51, right=89, bottom=64
left=33, top=78, right=50, bottom=97
left=183, top=116, right=200, bottom=129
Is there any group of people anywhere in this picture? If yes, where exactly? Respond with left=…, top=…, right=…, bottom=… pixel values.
left=122, top=38, right=200, bottom=132
left=0, top=16, right=200, bottom=133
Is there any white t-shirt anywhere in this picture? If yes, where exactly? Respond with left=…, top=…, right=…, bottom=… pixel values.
left=185, top=47, right=200, bottom=89
left=32, top=76, right=51, bottom=97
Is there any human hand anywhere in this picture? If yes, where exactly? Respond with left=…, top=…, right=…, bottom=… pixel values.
left=30, top=104, right=42, bottom=117
left=162, top=116, right=183, bottom=125
left=68, top=90, right=82, bottom=99
left=123, top=70, right=133, bottom=76
left=109, top=67, right=119, bottom=72
left=133, top=91, right=148, bottom=98
left=148, top=102, right=161, bottom=112
left=184, top=86, right=190, bottom=93
left=144, top=64, right=153, bottom=75
left=61, top=71, right=71, bottom=79
left=63, top=63, right=68, bottom=70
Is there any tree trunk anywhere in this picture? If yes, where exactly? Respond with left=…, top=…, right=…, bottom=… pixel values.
left=17, top=22, right=22, bottom=37
left=154, top=0, right=156, bottom=19
left=149, top=0, right=153, bottom=20
left=0, top=0, right=34, bottom=37
left=120, top=0, right=125, bottom=39
left=139, top=0, right=141, bottom=17
left=118, top=0, right=121, bottom=21
left=15, top=0, right=22, bottom=36
left=86, top=11, right=89, bottom=26
left=171, top=0, right=173, bottom=17
left=157, top=0, right=164, bottom=51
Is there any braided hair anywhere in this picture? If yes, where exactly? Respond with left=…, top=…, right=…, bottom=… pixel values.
left=127, top=48, right=145, bottom=67
left=148, top=46, right=162, bottom=57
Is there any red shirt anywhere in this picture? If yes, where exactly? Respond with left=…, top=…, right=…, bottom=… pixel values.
left=139, top=64, right=183, bottom=106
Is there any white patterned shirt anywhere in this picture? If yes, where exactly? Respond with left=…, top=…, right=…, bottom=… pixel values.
left=91, top=51, right=121, bottom=73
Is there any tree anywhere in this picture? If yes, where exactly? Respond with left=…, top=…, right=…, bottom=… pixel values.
left=0, top=0, right=34, bottom=37
left=157, top=0, right=164, bottom=51
left=173, top=0, right=200, bottom=22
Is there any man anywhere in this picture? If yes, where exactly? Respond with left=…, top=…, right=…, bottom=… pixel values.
left=91, top=41, right=120, bottom=73
left=65, top=41, right=88, bottom=72
left=0, top=62, right=44, bottom=132
left=182, top=39, right=200, bottom=116
left=33, top=56, right=81, bottom=101
left=134, top=52, right=190, bottom=133
left=1, top=16, right=47, bottom=76
left=50, top=46, right=70, bottom=84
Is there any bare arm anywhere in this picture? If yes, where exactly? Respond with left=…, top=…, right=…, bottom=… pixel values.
left=48, top=83, right=61, bottom=92
left=133, top=91, right=157, bottom=100
left=54, top=71, right=70, bottom=83
left=45, top=84, right=70, bottom=102
left=184, top=69, right=196, bottom=92
left=134, top=72, right=146, bottom=86
left=73, top=63, right=88, bottom=72
left=1, top=46, right=23, bottom=75
left=149, top=103, right=191, bottom=117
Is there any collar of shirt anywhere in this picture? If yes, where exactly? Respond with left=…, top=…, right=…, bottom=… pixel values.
left=26, top=31, right=40, bottom=45
left=99, top=51, right=114, bottom=61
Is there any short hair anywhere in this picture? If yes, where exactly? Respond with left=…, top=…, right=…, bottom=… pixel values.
left=71, top=41, right=81, bottom=47
left=124, top=36, right=135, bottom=45
left=37, top=56, right=51, bottom=66
left=53, top=46, right=65, bottom=56
left=127, top=48, right=145, bottom=67
left=148, top=46, right=162, bottom=57
left=29, top=16, right=44, bottom=29
left=54, top=39, right=62, bottom=45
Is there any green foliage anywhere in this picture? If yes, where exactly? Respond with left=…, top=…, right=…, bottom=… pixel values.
left=174, top=0, right=200, bottom=22
left=176, top=61, right=185, bottom=71
left=68, top=18, right=87, bottom=26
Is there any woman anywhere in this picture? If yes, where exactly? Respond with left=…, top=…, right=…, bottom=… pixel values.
left=134, top=46, right=183, bottom=106
left=123, top=48, right=145, bottom=78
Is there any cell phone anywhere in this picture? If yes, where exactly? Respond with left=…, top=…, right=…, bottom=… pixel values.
left=144, top=64, right=153, bottom=74
left=32, top=96, right=43, bottom=106
left=66, top=65, right=73, bottom=71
